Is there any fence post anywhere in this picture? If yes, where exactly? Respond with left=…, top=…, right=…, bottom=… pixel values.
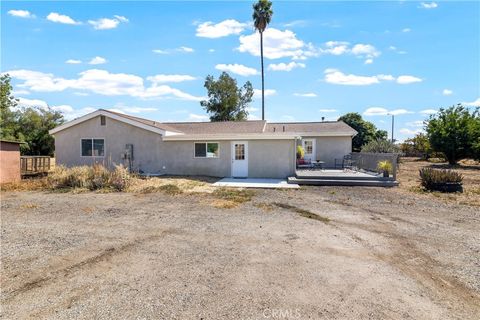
left=392, top=154, right=397, bottom=180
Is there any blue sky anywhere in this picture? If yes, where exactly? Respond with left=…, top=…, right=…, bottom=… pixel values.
left=2, top=1, right=479, bottom=141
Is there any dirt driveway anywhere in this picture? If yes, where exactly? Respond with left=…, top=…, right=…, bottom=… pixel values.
left=1, top=187, right=479, bottom=319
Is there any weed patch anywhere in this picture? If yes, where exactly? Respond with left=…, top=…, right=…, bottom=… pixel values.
left=211, top=188, right=255, bottom=208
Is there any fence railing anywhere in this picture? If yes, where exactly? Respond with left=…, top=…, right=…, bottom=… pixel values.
left=20, top=156, right=52, bottom=176
left=351, top=152, right=400, bottom=180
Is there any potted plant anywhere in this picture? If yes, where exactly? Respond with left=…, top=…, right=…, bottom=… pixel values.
left=296, top=145, right=305, bottom=160
left=377, top=160, right=392, bottom=177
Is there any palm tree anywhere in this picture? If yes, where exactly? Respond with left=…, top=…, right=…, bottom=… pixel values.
left=252, top=0, right=273, bottom=120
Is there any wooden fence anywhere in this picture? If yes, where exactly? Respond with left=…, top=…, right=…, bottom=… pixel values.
left=20, top=156, right=54, bottom=176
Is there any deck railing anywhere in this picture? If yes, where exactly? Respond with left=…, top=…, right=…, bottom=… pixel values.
left=20, top=156, right=52, bottom=176
left=350, top=152, right=400, bottom=180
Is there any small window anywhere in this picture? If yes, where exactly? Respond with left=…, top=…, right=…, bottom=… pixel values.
left=235, top=144, right=245, bottom=160
left=100, top=115, right=106, bottom=126
left=304, top=140, right=313, bottom=154
left=81, top=139, right=104, bottom=157
left=194, top=142, right=219, bottom=158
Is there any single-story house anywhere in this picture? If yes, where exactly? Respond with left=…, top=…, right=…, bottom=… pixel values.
left=49, top=109, right=357, bottom=178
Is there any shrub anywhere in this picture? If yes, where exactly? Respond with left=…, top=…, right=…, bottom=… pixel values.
left=47, top=164, right=130, bottom=191
left=362, top=139, right=399, bottom=153
left=419, top=168, right=463, bottom=192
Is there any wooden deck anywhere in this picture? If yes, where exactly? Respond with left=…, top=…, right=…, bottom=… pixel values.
left=289, top=169, right=398, bottom=187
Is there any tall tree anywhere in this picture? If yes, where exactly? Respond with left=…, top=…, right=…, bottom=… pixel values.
left=426, top=104, right=480, bottom=164
left=200, top=72, right=254, bottom=122
left=0, top=74, right=20, bottom=141
left=252, top=0, right=273, bottom=120
left=338, top=112, right=386, bottom=152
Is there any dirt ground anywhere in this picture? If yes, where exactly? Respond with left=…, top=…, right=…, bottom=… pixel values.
left=397, top=157, right=480, bottom=207
left=1, top=183, right=479, bottom=319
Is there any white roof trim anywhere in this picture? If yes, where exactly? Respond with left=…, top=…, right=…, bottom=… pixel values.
left=49, top=110, right=167, bottom=136
left=163, top=133, right=298, bottom=141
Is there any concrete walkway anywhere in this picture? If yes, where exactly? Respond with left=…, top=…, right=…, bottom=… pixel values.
left=213, top=178, right=300, bottom=189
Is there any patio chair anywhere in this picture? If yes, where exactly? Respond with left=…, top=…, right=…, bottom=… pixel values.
left=296, top=158, right=314, bottom=169
left=334, top=154, right=357, bottom=171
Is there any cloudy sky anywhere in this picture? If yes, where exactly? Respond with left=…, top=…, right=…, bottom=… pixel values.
left=3, top=1, right=479, bottom=141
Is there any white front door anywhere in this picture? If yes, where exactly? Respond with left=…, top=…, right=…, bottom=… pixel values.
left=302, top=139, right=316, bottom=161
left=231, top=141, right=248, bottom=177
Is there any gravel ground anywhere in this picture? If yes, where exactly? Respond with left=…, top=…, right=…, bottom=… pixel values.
left=1, top=186, right=479, bottom=320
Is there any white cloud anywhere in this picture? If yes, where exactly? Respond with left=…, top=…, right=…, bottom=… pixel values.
left=88, top=15, right=128, bottom=30
left=47, top=12, right=80, bottom=25
left=51, top=105, right=74, bottom=113
left=209, top=49, right=215, bottom=53
left=8, top=10, right=35, bottom=19
left=238, top=28, right=315, bottom=60
left=88, top=56, right=107, bottom=65
left=419, top=109, right=437, bottom=115
left=152, top=47, right=195, bottom=54
left=253, top=89, right=276, bottom=98
left=406, top=120, right=424, bottom=127
left=179, top=46, right=194, bottom=53
left=323, top=41, right=350, bottom=55
left=147, top=74, right=196, bottom=83
left=363, top=107, right=413, bottom=116
left=5, top=69, right=203, bottom=101
left=108, top=105, right=157, bottom=114
left=196, top=19, right=247, bottom=38
left=442, top=89, right=453, bottom=96
left=400, top=128, right=423, bottom=136
left=402, top=28, right=411, bottom=33
left=420, top=2, right=438, bottom=9
left=294, top=93, right=317, bottom=97
left=364, top=59, right=373, bottom=64
left=351, top=44, right=380, bottom=58
left=17, top=97, right=49, bottom=110
left=463, top=97, right=480, bottom=107
left=215, top=64, right=258, bottom=76
left=66, top=59, right=82, bottom=64
left=268, top=62, right=305, bottom=72
left=12, top=89, right=30, bottom=96
left=324, top=69, right=396, bottom=86
left=187, top=113, right=209, bottom=122
left=283, top=20, right=308, bottom=28
left=397, top=75, right=422, bottom=84
left=319, top=108, right=337, bottom=112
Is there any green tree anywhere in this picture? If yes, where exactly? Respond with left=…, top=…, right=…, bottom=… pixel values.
left=0, top=74, right=20, bottom=140
left=400, top=133, right=432, bottom=158
left=338, top=112, right=385, bottom=151
left=253, top=0, right=273, bottom=120
left=18, top=107, right=64, bottom=156
left=200, top=72, right=254, bottom=122
left=426, top=104, right=480, bottom=164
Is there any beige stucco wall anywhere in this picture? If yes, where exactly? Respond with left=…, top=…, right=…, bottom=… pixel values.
left=53, top=116, right=295, bottom=178
left=0, top=141, right=21, bottom=183
left=300, top=136, right=352, bottom=168
left=248, top=140, right=295, bottom=178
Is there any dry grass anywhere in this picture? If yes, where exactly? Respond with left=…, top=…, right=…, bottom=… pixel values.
left=398, top=158, right=480, bottom=207
left=273, top=202, right=330, bottom=223
left=208, top=188, right=255, bottom=209
left=254, top=202, right=276, bottom=212
left=127, top=176, right=216, bottom=194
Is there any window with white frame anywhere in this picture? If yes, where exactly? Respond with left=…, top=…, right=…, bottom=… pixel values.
left=304, top=140, right=313, bottom=154
left=194, top=142, right=219, bottom=158
left=81, top=139, right=105, bottom=157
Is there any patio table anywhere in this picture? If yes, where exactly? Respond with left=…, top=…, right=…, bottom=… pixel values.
left=313, top=160, right=325, bottom=170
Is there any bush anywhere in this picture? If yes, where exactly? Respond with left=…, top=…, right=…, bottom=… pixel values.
left=361, top=139, right=399, bottom=153
left=47, top=164, right=130, bottom=191
left=419, top=168, right=463, bottom=192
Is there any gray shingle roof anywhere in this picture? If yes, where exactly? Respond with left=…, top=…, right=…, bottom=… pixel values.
left=265, top=121, right=357, bottom=135
left=103, top=110, right=356, bottom=136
